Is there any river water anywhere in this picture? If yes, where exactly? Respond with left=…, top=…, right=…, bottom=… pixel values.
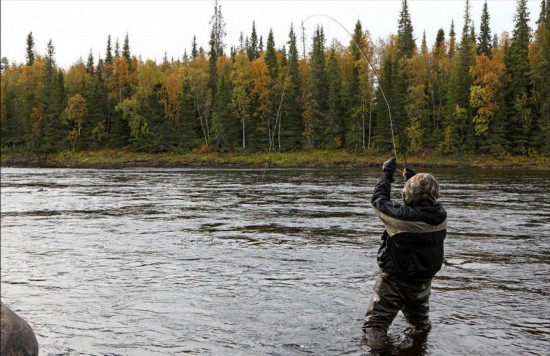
left=1, top=167, right=549, bottom=355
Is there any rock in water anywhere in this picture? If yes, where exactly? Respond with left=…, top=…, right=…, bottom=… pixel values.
left=0, top=302, right=39, bottom=356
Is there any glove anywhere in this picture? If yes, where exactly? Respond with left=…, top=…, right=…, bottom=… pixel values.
left=382, top=157, right=397, bottom=173
left=403, top=167, right=417, bottom=181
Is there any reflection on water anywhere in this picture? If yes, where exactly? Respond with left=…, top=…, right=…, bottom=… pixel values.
left=1, top=167, right=549, bottom=355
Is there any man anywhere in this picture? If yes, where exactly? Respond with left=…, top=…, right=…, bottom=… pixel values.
left=362, top=157, right=447, bottom=349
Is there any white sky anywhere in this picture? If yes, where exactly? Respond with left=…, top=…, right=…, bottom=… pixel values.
left=1, top=0, right=543, bottom=69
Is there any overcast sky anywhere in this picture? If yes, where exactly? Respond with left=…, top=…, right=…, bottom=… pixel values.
left=1, top=0, right=543, bottom=69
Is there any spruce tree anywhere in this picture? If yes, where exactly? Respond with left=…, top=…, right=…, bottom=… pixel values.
left=122, top=33, right=131, bottom=61
left=283, top=23, right=303, bottom=150
left=478, top=0, right=493, bottom=56
left=397, top=0, right=416, bottom=58
left=326, top=48, right=344, bottom=149
left=26, top=32, right=35, bottom=66
left=265, top=29, right=278, bottom=80
left=533, top=0, right=550, bottom=153
left=87, top=50, right=95, bottom=75
left=444, top=0, right=477, bottom=151
left=208, top=0, right=226, bottom=97
left=247, top=21, right=259, bottom=60
left=191, top=36, right=198, bottom=58
left=448, top=20, right=456, bottom=57
left=343, top=20, right=364, bottom=151
left=310, top=26, right=329, bottom=148
left=114, top=38, right=120, bottom=57
left=504, top=0, right=532, bottom=153
left=105, top=35, right=113, bottom=64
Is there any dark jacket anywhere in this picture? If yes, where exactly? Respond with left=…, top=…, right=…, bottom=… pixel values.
left=371, top=172, right=447, bottom=282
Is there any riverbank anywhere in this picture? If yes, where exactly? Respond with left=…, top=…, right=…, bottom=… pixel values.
left=1, top=149, right=549, bottom=169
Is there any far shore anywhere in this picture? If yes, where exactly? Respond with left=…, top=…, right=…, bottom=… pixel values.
left=1, top=149, right=549, bottom=170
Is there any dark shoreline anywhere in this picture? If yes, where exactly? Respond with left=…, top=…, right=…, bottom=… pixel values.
left=2, top=151, right=548, bottom=170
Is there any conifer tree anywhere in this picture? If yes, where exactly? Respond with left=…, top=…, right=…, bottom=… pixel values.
left=504, top=0, right=532, bottom=153
left=114, top=38, right=120, bottom=57
left=539, top=0, right=550, bottom=153
left=105, top=35, right=113, bottom=64
left=122, top=33, right=131, bottom=61
left=191, top=36, right=198, bottom=58
left=448, top=20, right=456, bottom=58
left=283, top=23, right=303, bottom=150
left=87, top=50, right=95, bottom=75
left=445, top=0, right=476, bottom=150
left=265, top=29, right=278, bottom=80
left=532, top=0, right=549, bottom=152
left=247, top=21, right=259, bottom=60
left=478, top=0, right=493, bottom=56
left=343, top=20, right=366, bottom=150
left=26, top=32, right=35, bottom=66
left=208, top=0, right=226, bottom=98
left=397, top=0, right=416, bottom=58
left=325, top=48, right=344, bottom=149
left=310, top=26, right=329, bottom=148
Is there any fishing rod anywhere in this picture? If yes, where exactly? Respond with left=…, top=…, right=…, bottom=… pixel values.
left=303, top=14, right=408, bottom=167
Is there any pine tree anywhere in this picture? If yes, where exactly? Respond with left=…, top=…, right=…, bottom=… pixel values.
left=114, top=38, right=120, bottom=57
left=26, top=32, right=35, bottom=66
left=478, top=0, right=493, bottom=56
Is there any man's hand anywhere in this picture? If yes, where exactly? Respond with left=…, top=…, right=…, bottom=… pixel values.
left=403, top=167, right=417, bottom=181
left=382, top=157, right=397, bottom=173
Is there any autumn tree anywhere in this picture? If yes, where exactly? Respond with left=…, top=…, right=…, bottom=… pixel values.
left=249, top=54, right=272, bottom=149
left=469, top=50, right=508, bottom=152
left=62, top=94, right=88, bottom=149
left=230, top=50, right=252, bottom=149
left=188, top=53, right=213, bottom=145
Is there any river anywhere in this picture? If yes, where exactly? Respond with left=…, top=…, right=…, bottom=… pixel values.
left=1, top=167, right=549, bottom=355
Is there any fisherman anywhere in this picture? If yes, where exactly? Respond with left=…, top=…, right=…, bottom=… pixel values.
left=362, top=157, right=447, bottom=349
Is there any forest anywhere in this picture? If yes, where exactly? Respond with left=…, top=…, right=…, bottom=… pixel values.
left=1, top=0, right=549, bottom=158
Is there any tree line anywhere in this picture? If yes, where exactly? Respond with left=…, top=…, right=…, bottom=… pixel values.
left=1, top=0, right=549, bottom=156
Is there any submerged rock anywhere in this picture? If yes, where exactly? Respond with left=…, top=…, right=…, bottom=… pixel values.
left=0, top=302, right=39, bottom=356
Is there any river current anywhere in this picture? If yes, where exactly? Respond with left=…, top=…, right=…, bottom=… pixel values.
left=1, top=167, right=549, bottom=355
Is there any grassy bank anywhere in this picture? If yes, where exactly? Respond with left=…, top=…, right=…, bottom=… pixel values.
left=1, top=149, right=549, bottom=169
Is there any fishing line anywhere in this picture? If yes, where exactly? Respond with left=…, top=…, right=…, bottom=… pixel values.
left=262, top=13, right=409, bottom=183
left=304, top=14, right=407, bottom=166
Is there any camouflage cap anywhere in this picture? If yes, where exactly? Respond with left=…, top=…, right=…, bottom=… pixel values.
left=402, top=173, right=440, bottom=205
